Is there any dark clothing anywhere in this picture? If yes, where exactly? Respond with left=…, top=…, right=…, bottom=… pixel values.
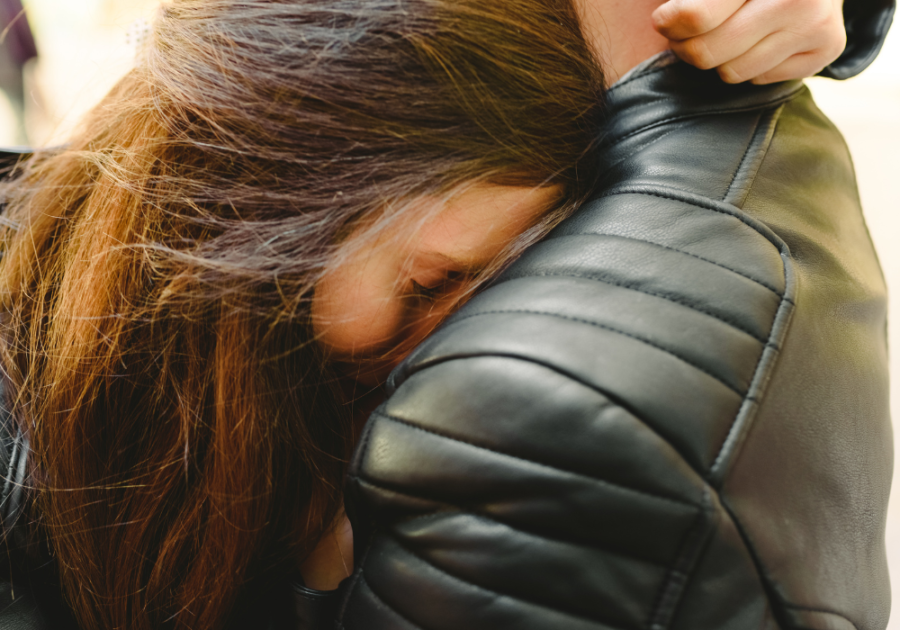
left=336, top=35, right=893, bottom=630
left=0, top=1, right=895, bottom=628
left=822, top=0, right=896, bottom=79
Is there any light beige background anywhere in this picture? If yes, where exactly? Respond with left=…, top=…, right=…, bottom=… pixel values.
left=3, top=0, right=899, bottom=625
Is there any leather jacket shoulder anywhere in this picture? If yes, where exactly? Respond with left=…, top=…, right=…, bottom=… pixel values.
left=337, top=61, right=892, bottom=630
left=0, top=2, right=895, bottom=627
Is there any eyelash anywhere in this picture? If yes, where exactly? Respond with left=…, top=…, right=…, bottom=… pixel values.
left=409, top=270, right=471, bottom=303
left=410, top=279, right=443, bottom=302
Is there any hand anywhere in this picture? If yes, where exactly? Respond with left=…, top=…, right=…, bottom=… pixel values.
left=652, top=0, right=847, bottom=84
left=298, top=513, right=354, bottom=591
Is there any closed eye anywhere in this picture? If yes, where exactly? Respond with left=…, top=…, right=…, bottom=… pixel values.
left=410, top=279, right=443, bottom=302
left=408, top=270, right=473, bottom=303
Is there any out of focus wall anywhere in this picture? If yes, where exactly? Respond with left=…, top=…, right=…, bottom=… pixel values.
left=14, top=0, right=158, bottom=147
left=1, top=1, right=898, bottom=626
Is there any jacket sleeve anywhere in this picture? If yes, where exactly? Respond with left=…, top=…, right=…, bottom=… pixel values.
left=337, top=361, right=778, bottom=630
left=820, top=0, right=895, bottom=79
left=334, top=188, right=796, bottom=630
left=0, top=381, right=52, bottom=629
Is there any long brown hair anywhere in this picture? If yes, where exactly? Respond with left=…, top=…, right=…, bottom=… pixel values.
left=0, top=1, right=603, bottom=628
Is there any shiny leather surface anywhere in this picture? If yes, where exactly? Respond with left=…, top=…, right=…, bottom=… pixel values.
left=338, top=61, right=892, bottom=630
left=0, top=3, right=894, bottom=627
left=821, top=0, right=895, bottom=80
left=287, top=581, right=343, bottom=630
left=0, top=584, right=42, bottom=630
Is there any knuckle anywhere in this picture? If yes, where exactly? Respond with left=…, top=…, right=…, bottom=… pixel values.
left=677, top=37, right=715, bottom=69
left=784, top=0, right=837, bottom=38
left=652, top=2, right=678, bottom=27
left=796, top=0, right=826, bottom=15
left=675, top=3, right=716, bottom=34
left=718, top=64, right=745, bottom=84
left=803, top=15, right=846, bottom=62
left=807, top=2, right=840, bottom=31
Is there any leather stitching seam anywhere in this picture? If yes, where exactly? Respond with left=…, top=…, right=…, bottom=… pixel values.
left=610, top=84, right=804, bottom=143
left=648, top=486, right=715, bottom=629
left=553, top=231, right=783, bottom=296
left=336, top=540, right=375, bottom=626
left=446, top=309, right=747, bottom=396
left=503, top=269, right=769, bottom=343
left=782, top=604, right=860, bottom=630
left=356, top=573, right=428, bottom=630
left=597, top=185, right=785, bottom=260
left=723, top=105, right=784, bottom=208
left=384, top=528, right=623, bottom=630
left=709, top=301, right=779, bottom=475
left=392, top=352, right=714, bottom=482
left=368, top=410, right=698, bottom=510
left=353, top=480, right=673, bottom=570
left=584, top=182, right=799, bottom=627
left=724, top=110, right=766, bottom=202
left=582, top=199, right=785, bottom=295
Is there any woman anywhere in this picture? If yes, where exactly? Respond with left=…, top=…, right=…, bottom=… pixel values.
left=0, top=0, right=885, bottom=629
left=0, top=1, right=604, bottom=629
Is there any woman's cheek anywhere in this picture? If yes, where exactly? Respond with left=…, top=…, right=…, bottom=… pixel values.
left=312, top=264, right=406, bottom=357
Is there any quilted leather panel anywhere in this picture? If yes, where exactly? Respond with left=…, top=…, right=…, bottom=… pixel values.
left=356, top=537, right=625, bottom=630
left=344, top=180, right=790, bottom=628
left=381, top=359, right=703, bottom=502
left=340, top=60, right=891, bottom=630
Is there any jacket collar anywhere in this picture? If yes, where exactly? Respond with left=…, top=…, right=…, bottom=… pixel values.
left=601, top=60, right=805, bottom=146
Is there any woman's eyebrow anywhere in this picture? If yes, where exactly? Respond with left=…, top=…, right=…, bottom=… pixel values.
left=430, top=252, right=484, bottom=275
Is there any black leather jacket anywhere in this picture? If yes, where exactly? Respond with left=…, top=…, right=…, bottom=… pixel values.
left=334, top=20, right=895, bottom=630
left=0, top=1, right=895, bottom=628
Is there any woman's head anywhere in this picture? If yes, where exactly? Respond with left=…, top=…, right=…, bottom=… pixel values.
left=0, top=1, right=602, bottom=628
left=313, top=183, right=562, bottom=385
left=142, top=0, right=606, bottom=383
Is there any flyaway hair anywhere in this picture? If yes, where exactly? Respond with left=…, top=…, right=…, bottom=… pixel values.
left=0, top=1, right=603, bottom=628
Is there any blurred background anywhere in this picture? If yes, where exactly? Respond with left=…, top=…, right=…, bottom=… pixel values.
left=0, top=0, right=897, bottom=625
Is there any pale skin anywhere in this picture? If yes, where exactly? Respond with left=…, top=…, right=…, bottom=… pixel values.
left=576, top=0, right=847, bottom=85
left=304, top=184, right=557, bottom=589
left=303, top=0, right=851, bottom=590
left=312, top=185, right=559, bottom=387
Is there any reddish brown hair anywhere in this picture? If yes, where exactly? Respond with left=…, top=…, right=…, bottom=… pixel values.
left=0, top=1, right=603, bottom=628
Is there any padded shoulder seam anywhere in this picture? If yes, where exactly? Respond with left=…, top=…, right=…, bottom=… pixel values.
left=591, top=186, right=798, bottom=481
left=443, top=309, right=745, bottom=396
left=591, top=185, right=800, bottom=625
left=553, top=231, right=783, bottom=296
left=505, top=269, right=771, bottom=343
left=352, top=574, right=425, bottom=630
left=376, top=527, right=624, bottom=630
left=368, top=410, right=696, bottom=509
left=351, top=477, right=673, bottom=569
left=597, top=184, right=791, bottom=269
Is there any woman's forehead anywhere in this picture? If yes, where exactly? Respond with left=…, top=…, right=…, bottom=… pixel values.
left=408, top=185, right=560, bottom=268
